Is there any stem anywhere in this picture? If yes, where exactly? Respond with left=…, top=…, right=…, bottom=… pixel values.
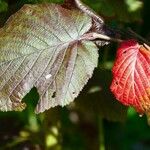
left=93, top=33, right=123, bottom=43
left=80, top=32, right=123, bottom=43
left=98, top=117, right=105, bottom=150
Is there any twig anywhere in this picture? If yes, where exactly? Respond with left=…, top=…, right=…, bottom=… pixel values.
left=65, top=0, right=150, bottom=46
left=74, top=0, right=104, bottom=23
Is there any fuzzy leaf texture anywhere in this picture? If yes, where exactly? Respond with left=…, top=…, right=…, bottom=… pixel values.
left=0, top=3, right=101, bottom=113
left=110, top=40, right=150, bottom=115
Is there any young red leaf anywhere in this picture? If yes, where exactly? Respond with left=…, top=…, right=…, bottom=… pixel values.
left=110, top=40, right=150, bottom=116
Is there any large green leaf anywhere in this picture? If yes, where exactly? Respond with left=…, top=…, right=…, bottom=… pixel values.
left=0, top=3, right=100, bottom=113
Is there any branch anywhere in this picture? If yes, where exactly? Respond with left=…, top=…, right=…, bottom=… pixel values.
left=74, top=0, right=104, bottom=23
left=64, top=0, right=150, bottom=46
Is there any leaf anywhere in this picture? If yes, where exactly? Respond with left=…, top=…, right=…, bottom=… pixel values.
left=110, top=40, right=150, bottom=115
left=0, top=3, right=101, bottom=113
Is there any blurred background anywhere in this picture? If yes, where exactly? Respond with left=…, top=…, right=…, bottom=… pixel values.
left=0, top=0, right=150, bottom=149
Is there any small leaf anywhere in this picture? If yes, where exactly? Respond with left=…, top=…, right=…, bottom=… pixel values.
left=110, top=40, right=150, bottom=115
left=0, top=3, right=102, bottom=113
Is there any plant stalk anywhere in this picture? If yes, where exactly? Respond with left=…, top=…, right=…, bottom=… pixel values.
left=98, top=117, right=105, bottom=150
left=80, top=32, right=123, bottom=43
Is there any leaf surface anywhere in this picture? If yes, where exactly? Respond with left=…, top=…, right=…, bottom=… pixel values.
left=0, top=3, right=99, bottom=113
left=110, top=40, right=150, bottom=114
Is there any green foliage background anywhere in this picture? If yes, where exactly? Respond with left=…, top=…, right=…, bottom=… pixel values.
left=0, top=0, right=150, bottom=150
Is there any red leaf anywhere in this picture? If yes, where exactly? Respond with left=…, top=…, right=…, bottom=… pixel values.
left=110, top=40, right=150, bottom=114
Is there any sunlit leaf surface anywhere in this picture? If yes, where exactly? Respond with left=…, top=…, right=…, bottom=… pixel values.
left=0, top=3, right=99, bottom=113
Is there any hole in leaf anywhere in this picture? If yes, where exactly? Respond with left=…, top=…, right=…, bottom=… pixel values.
left=115, top=81, right=118, bottom=85
left=52, top=92, right=56, bottom=98
left=22, top=87, right=39, bottom=111
left=123, top=51, right=127, bottom=54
